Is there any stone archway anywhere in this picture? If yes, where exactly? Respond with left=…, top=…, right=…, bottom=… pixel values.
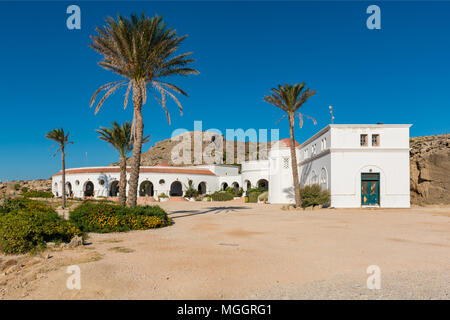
left=84, top=181, right=94, bottom=197
left=244, top=180, right=251, bottom=191
left=221, top=182, right=228, bottom=191
left=198, top=182, right=207, bottom=195
left=65, top=182, right=72, bottom=197
left=109, top=180, right=119, bottom=197
left=232, top=182, right=240, bottom=193
left=170, top=181, right=183, bottom=196
left=257, top=179, right=268, bottom=190
left=139, top=181, right=154, bottom=197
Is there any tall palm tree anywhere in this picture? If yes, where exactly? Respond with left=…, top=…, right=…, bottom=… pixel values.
left=96, top=121, right=149, bottom=206
left=264, top=83, right=316, bottom=208
left=46, top=128, right=73, bottom=209
left=89, top=13, right=198, bottom=207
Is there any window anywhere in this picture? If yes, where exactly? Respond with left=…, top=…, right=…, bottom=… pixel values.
left=321, top=138, right=327, bottom=151
left=312, top=145, right=316, bottom=155
left=159, top=179, right=165, bottom=185
left=372, top=134, right=380, bottom=146
left=99, top=179, right=105, bottom=185
left=360, top=134, right=368, bottom=146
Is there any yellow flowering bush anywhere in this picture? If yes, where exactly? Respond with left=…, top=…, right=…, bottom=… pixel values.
left=70, top=201, right=169, bottom=233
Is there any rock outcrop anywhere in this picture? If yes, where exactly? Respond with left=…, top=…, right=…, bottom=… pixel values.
left=410, top=134, right=450, bottom=205
left=0, top=179, right=52, bottom=199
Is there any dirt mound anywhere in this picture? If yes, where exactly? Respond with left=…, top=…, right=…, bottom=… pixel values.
left=410, top=134, right=450, bottom=205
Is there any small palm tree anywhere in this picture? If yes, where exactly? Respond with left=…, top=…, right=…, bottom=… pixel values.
left=96, top=121, right=149, bottom=205
left=46, top=128, right=73, bottom=209
left=89, top=13, right=198, bottom=207
left=264, top=83, right=316, bottom=208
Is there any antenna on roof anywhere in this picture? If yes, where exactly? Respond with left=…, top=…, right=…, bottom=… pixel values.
left=329, top=106, right=335, bottom=124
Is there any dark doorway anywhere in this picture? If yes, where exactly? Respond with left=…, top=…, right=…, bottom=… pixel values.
left=198, top=182, right=207, bottom=195
left=109, top=181, right=119, bottom=197
left=84, top=181, right=94, bottom=197
left=139, top=181, right=154, bottom=197
left=170, top=181, right=183, bottom=196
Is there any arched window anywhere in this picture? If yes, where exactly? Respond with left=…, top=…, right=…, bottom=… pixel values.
left=320, top=168, right=328, bottom=190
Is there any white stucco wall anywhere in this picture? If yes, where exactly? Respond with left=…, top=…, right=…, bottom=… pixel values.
left=52, top=124, right=411, bottom=208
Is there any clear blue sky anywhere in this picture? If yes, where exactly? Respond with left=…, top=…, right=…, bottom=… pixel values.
left=0, top=1, right=449, bottom=181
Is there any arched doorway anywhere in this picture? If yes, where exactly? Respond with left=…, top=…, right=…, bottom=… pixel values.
left=109, top=180, right=119, bottom=197
left=244, top=180, right=251, bottom=190
left=139, top=181, right=154, bottom=197
left=84, top=181, right=94, bottom=197
left=198, top=182, right=207, bottom=195
left=170, top=181, right=183, bottom=196
left=65, top=182, right=72, bottom=197
left=257, top=179, right=268, bottom=190
left=232, top=182, right=240, bottom=193
left=221, top=182, right=228, bottom=191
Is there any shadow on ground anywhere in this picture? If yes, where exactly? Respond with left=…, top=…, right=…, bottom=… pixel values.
left=168, top=206, right=250, bottom=219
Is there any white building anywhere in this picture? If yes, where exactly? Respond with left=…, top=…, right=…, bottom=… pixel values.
left=52, top=124, right=411, bottom=208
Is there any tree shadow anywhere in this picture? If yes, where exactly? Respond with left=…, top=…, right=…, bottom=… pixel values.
left=169, top=206, right=250, bottom=219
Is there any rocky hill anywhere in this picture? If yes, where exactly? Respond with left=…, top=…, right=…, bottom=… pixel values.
left=120, top=131, right=272, bottom=167
left=410, top=133, right=450, bottom=206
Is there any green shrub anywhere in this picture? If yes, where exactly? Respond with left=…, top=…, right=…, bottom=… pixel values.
left=69, top=201, right=169, bottom=233
left=183, top=180, right=199, bottom=198
left=247, top=187, right=266, bottom=194
left=300, top=184, right=330, bottom=208
left=0, top=198, right=81, bottom=254
left=158, top=193, right=168, bottom=198
left=225, top=187, right=243, bottom=197
left=21, top=187, right=29, bottom=193
left=14, top=183, right=20, bottom=191
left=22, top=190, right=54, bottom=198
left=211, top=191, right=234, bottom=201
left=0, top=197, right=55, bottom=215
left=248, top=191, right=262, bottom=203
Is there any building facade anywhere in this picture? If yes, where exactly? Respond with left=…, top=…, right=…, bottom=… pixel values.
left=52, top=124, right=411, bottom=208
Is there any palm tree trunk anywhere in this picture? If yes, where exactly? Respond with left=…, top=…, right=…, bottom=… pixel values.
left=127, top=86, right=144, bottom=207
left=61, top=145, right=66, bottom=209
left=288, top=113, right=302, bottom=208
left=118, top=155, right=127, bottom=206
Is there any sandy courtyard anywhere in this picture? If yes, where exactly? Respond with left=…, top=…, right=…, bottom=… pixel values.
left=1, top=202, right=449, bottom=299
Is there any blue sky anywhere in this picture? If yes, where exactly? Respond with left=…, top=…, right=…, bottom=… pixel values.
left=0, top=1, right=449, bottom=181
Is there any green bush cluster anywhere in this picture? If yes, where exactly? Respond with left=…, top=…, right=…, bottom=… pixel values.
left=225, top=186, right=243, bottom=197
left=69, top=201, right=170, bottom=233
left=300, top=184, right=330, bottom=208
left=0, top=198, right=81, bottom=254
left=211, top=191, right=234, bottom=201
left=22, top=190, right=54, bottom=198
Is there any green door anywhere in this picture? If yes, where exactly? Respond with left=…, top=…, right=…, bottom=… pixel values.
left=361, top=173, right=380, bottom=205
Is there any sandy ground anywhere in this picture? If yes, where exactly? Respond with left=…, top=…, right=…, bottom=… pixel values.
left=1, top=203, right=449, bottom=300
